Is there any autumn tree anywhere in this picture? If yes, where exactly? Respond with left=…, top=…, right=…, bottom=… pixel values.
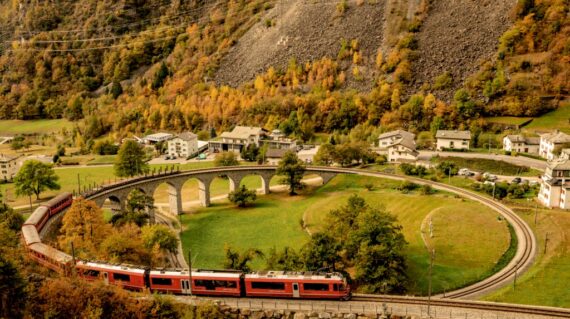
left=141, top=224, right=179, bottom=255
left=111, top=189, right=153, bottom=227
left=114, top=140, right=149, bottom=177
left=276, top=151, right=306, bottom=195
left=314, top=143, right=337, bottom=166
left=228, top=185, right=257, bottom=208
left=59, top=198, right=111, bottom=259
left=0, top=255, right=27, bottom=319
left=14, top=160, right=60, bottom=200
left=100, top=223, right=150, bottom=265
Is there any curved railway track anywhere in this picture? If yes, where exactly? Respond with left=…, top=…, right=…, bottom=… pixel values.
left=82, top=165, right=537, bottom=300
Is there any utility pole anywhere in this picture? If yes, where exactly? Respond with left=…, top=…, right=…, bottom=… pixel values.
left=534, top=202, right=538, bottom=225
left=188, top=249, right=193, bottom=297
left=513, top=266, right=518, bottom=290
left=492, top=182, right=496, bottom=200
left=427, top=249, right=435, bottom=318
left=544, top=233, right=549, bottom=254
left=448, top=168, right=451, bottom=184
left=77, top=173, right=81, bottom=194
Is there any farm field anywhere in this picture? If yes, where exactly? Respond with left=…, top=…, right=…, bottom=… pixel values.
left=0, top=119, right=73, bottom=135
left=525, top=103, right=570, bottom=134
left=482, top=207, right=570, bottom=308
left=180, top=174, right=510, bottom=295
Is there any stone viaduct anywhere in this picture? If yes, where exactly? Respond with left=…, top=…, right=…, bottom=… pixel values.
left=85, top=166, right=339, bottom=216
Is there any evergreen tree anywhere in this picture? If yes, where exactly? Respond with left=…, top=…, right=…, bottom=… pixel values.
left=151, top=62, right=169, bottom=90
left=114, top=140, right=149, bottom=177
left=228, top=185, right=257, bottom=207
left=110, top=81, right=123, bottom=99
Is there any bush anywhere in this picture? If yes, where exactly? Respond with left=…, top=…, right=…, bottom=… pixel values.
left=375, top=155, right=387, bottom=165
left=214, top=152, right=239, bottom=166
left=398, top=180, right=418, bottom=193
left=228, top=185, right=257, bottom=208
left=420, top=184, right=434, bottom=195
left=400, top=163, right=427, bottom=177
left=364, top=183, right=374, bottom=191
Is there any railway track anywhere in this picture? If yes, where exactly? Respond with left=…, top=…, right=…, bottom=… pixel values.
left=154, top=213, right=184, bottom=269
left=352, top=294, right=570, bottom=318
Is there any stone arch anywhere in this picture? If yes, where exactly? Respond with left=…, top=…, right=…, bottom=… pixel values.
left=238, top=172, right=274, bottom=195
left=101, top=195, right=123, bottom=213
left=150, top=181, right=183, bottom=217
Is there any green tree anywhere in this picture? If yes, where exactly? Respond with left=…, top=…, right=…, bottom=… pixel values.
left=0, top=255, right=27, bottom=319
left=228, top=185, right=257, bottom=208
left=141, top=224, right=179, bottom=254
left=214, top=151, right=239, bottom=166
left=110, top=81, right=123, bottom=99
left=276, top=151, right=306, bottom=195
left=151, top=62, right=170, bottom=90
left=14, top=160, right=60, bottom=200
left=0, top=201, right=24, bottom=232
left=114, top=140, right=149, bottom=177
left=240, top=144, right=259, bottom=162
left=265, top=246, right=304, bottom=271
left=437, top=161, right=458, bottom=176
left=302, top=233, right=341, bottom=271
left=223, top=245, right=264, bottom=272
left=111, top=189, right=153, bottom=227
left=314, top=143, right=337, bottom=166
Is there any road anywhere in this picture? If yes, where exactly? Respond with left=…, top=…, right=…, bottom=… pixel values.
left=419, top=151, right=547, bottom=171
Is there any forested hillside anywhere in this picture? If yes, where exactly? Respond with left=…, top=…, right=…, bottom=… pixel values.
left=0, top=0, right=568, bottom=144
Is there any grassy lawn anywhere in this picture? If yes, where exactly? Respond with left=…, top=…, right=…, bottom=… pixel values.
left=525, top=103, right=570, bottom=133
left=482, top=206, right=570, bottom=308
left=432, top=156, right=540, bottom=177
left=484, top=117, right=533, bottom=127
left=0, top=119, right=74, bottom=135
left=180, top=174, right=510, bottom=295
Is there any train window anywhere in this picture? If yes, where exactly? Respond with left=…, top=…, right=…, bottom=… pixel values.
left=251, top=281, right=286, bottom=290
left=83, top=270, right=100, bottom=277
left=113, top=273, right=131, bottom=282
left=303, top=283, right=329, bottom=291
left=151, top=278, right=172, bottom=286
left=333, top=284, right=338, bottom=291
left=194, top=280, right=237, bottom=290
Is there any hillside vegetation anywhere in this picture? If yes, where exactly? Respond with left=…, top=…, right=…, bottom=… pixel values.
left=0, top=0, right=568, bottom=147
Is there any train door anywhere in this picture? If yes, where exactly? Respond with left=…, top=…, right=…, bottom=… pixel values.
left=181, top=280, right=191, bottom=295
left=292, top=283, right=300, bottom=298
left=103, top=272, right=109, bottom=285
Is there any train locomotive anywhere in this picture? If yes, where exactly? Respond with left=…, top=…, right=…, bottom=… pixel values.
left=21, top=193, right=351, bottom=300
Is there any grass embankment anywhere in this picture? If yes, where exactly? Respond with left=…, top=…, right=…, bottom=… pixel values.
left=432, top=156, right=541, bottom=177
left=0, top=119, right=73, bottom=135
left=525, top=103, right=570, bottom=134
left=482, top=206, right=570, bottom=308
left=484, top=117, right=534, bottom=127
left=180, top=174, right=510, bottom=295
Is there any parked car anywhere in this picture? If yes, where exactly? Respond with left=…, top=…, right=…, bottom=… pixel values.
left=458, top=168, right=471, bottom=176
left=483, top=172, right=498, bottom=181
left=511, top=177, right=522, bottom=184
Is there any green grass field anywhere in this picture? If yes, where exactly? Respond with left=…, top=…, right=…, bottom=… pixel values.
left=482, top=207, right=570, bottom=308
left=525, top=103, right=570, bottom=133
left=484, top=117, right=533, bottom=126
left=0, top=119, right=74, bottom=135
left=180, top=174, right=510, bottom=295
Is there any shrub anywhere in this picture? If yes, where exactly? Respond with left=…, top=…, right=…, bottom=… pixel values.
left=364, top=183, right=374, bottom=191
left=420, top=184, right=434, bottom=195
left=398, top=180, right=418, bottom=193
left=433, top=72, right=453, bottom=90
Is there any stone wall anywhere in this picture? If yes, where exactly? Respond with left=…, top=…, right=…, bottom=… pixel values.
left=218, top=305, right=414, bottom=319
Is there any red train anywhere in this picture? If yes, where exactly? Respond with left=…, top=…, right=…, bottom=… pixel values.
left=21, top=193, right=351, bottom=300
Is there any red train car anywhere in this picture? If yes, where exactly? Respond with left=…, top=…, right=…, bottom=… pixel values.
left=28, top=242, right=74, bottom=275
left=44, top=192, right=73, bottom=216
left=244, top=271, right=350, bottom=300
left=24, top=206, right=50, bottom=231
left=76, top=261, right=147, bottom=291
left=149, top=269, right=242, bottom=297
left=21, top=224, right=41, bottom=246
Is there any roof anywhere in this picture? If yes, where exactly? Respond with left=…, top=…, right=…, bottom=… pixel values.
left=150, top=269, right=242, bottom=278
left=541, top=131, right=570, bottom=144
left=265, top=148, right=289, bottom=158
left=76, top=261, right=147, bottom=274
left=221, top=126, right=265, bottom=139
left=245, top=270, right=345, bottom=281
left=176, top=132, right=197, bottom=141
left=436, top=130, right=471, bottom=140
left=548, top=159, right=570, bottom=171
left=504, top=135, right=540, bottom=145
left=44, top=192, right=71, bottom=208
left=24, top=206, right=49, bottom=226
left=21, top=225, right=41, bottom=245
left=0, top=154, right=19, bottom=162
left=378, top=130, right=415, bottom=140
left=144, top=132, right=173, bottom=141
left=29, top=243, right=73, bottom=263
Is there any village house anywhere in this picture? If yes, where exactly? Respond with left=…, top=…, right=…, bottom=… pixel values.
left=0, top=154, right=20, bottom=181
left=436, top=130, right=471, bottom=151
left=209, top=126, right=296, bottom=153
left=538, top=159, right=570, bottom=209
left=167, top=132, right=198, bottom=159
left=377, top=130, right=418, bottom=162
left=378, top=130, right=415, bottom=150
left=502, top=135, right=540, bottom=154
left=539, top=131, right=570, bottom=161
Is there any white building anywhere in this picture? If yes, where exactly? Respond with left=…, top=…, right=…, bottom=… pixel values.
left=0, top=154, right=20, bottom=181
left=143, top=132, right=174, bottom=144
left=436, top=130, right=471, bottom=151
left=503, top=135, right=540, bottom=154
left=265, top=148, right=289, bottom=165
left=378, top=130, right=415, bottom=150
left=539, top=131, right=570, bottom=161
left=538, top=159, right=570, bottom=209
left=209, top=126, right=296, bottom=153
left=167, top=132, right=198, bottom=159
left=387, top=138, right=419, bottom=162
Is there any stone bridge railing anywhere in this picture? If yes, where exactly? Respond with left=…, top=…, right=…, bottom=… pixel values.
left=84, top=166, right=339, bottom=216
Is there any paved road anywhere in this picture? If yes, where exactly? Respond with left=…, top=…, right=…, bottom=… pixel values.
left=419, top=151, right=547, bottom=171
